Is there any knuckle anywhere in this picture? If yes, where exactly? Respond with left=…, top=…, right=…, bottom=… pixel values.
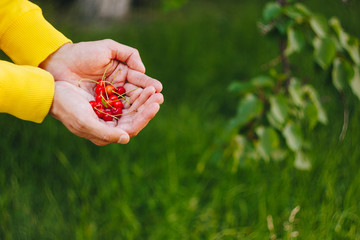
left=103, top=38, right=113, bottom=44
left=101, top=134, right=111, bottom=142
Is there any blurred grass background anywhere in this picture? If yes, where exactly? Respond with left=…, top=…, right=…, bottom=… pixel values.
left=1, top=0, right=360, bottom=239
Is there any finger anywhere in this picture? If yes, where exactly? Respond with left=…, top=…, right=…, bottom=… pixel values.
left=128, top=86, right=156, bottom=112
left=84, top=118, right=131, bottom=144
left=129, top=93, right=164, bottom=113
left=127, top=69, right=163, bottom=93
left=106, top=62, right=128, bottom=84
left=127, top=102, right=161, bottom=137
left=105, top=39, right=146, bottom=73
left=120, top=92, right=163, bottom=137
left=123, top=83, right=143, bottom=106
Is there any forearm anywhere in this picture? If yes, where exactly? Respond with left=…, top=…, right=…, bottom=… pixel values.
left=0, top=60, right=54, bottom=123
left=0, top=0, right=71, bottom=66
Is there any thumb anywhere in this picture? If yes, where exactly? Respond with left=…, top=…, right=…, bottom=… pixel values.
left=88, top=118, right=130, bottom=145
left=105, top=39, right=146, bottom=73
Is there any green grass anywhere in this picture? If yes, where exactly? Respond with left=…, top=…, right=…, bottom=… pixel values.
left=1, top=0, right=360, bottom=239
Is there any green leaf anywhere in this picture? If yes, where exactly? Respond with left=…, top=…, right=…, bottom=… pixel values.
left=330, top=17, right=360, bottom=65
left=101, top=97, right=108, bottom=108
left=288, top=78, right=304, bottom=106
left=345, top=36, right=360, bottom=65
left=294, top=151, right=312, bottom=170
left=283, top=6, right=305, bottom=22
left=283, top=122, right=303, bottom=151
left=228, top=76, right=274, bottom=95
left=228, top=94, right=264, bottom=130
left=310, top=14, right=329, bottom=38
left=228, top=81, right=255, bottom=94
left=313, top=37, right=337, bottom=69
left=269, top=94, right=289, bottom=125
left=276, top=19, right=294, bottom=35
left=285, top=27, right=305, bottom=56
left=263, top=2, right=282, bottom=23
left=267, top=112, right=283, bottom=130
left=294, top=3, right=312, bottom=16
left=332, top=58, right=354, bottom=92
left=303, top=85, right=328, bottom=124
left=250, top=75, right=275, bottom=88
left=329, top=17, right=349, bottom=48
left=349, top=66, right=360, bottom=101
left=256, top=126, right=280, bottom=162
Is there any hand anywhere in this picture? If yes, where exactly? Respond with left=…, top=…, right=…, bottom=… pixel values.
left=50, top=81, right=130, bottom=146
left=39, top=40, right=162, bottom=92
left=41, top=40, right=164, bottom=144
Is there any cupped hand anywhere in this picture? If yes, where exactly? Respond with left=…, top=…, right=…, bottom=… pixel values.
left=42, top=40, right=164, bottom=144
left=50, top=81, right=131, bottom=146
left=39, top=40, right=163, bottom=92
left=51, top=78, right=164, bottom=145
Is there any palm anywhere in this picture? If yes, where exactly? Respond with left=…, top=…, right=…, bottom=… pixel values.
left=42, top=40, right=164, bottom=142
left=51, top=81, right=127, bottom=145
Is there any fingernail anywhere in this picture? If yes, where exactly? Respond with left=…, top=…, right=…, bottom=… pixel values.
left=118, top=135, right=129, bottom=144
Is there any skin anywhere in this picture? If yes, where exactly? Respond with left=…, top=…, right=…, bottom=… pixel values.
left=40, top=39, right=164, bottom=146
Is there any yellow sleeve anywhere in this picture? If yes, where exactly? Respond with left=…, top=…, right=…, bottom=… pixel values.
left=0, top=0, right=72, bottom=123
left=0, top=60, right=54, bottom=123
left=0, top=0, right=71, bottom=66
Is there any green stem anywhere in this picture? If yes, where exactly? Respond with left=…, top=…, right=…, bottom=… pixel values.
left=111, top=68, right=122, bottom=84
left=102, top=60, right=113, bottom=81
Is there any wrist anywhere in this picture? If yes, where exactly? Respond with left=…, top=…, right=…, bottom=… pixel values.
left=39, top=42, right=73, bottom=80
left=39, top=42, right=73, bottom=69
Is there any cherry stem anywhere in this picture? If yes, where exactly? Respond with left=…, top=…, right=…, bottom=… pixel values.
left=78, top=78, right=115, bottom=88
left=111, top=68, right=122, bottom=84
left=102, top=60, right=113, bottom=81
left=113, top=87, right=140, bottom=98
left=77, top=61, right=115, bottom=87
left=93, top=106, right=137, bottom=120
left=78, top=78, right=98, bottom=87
left=120, top=108, right=138, bottom=115
left=94, top=107, right=120, bottom=120
left=104, top=86, right=109, bottom=100
left=113, top=108, right=138, bottom=117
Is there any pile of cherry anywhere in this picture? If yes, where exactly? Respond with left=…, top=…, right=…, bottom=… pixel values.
left=89, top=79, right=127, bottom=121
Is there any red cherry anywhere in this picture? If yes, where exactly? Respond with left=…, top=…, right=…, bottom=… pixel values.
left=95, top=107, right=105, bottom=118
left=89, top=101, right=97, bottom=108
left=103, top=109, right=113, bottom=121
left=113, top=100, right=123, bottom=109
left=112, top=107, right=122, bottom=117
left=96, top=94, right=104, bottom=103
left=97, top=79, right=106, bottom=87
left=106, top=85, right=116, bottom=96
left=95, top=85, right=105, bottom=95
left=116, top=86, right=126, bottom=96
left=109, top=95, right=118, bottom=102
left=105, top=99, right=113, bottom=108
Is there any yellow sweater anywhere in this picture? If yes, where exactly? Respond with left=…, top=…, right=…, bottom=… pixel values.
left=0, top=0, right=71, bottom=123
